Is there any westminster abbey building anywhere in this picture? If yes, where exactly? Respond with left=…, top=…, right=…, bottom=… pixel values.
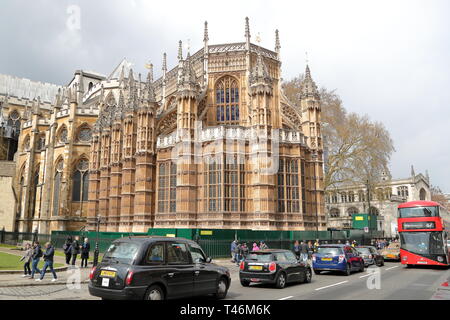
left=0, top=18, right=326, bottom=233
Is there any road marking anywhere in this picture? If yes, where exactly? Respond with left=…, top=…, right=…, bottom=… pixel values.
left=278, top=296, right=293, bottom=300
left=359, top=273, right=371, bottom=278
left=385, top=266, right=399, bottom=271
left=315, top=281, right=348, bottom=291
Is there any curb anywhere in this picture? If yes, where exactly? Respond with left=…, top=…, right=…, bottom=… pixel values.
left=0, top=279, right=90, bottom=288
left=0, top=266, right=69, bottom=275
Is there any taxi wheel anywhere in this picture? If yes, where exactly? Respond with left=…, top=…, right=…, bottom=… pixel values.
left=359, top=262, right=365, bottom=272
left=215, top=277, right=228, bottom=300
left=313, top=269, right=321, bottom=275
left=275, top=272, right=287, bottom=289
left=145, top=285, right=165, bottom=301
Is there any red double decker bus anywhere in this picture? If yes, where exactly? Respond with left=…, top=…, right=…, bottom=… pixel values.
left=398, top=201, right=449, bottom=267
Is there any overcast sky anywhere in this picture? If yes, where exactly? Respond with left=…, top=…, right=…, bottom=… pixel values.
left=1, top=0, right=449, bottom=192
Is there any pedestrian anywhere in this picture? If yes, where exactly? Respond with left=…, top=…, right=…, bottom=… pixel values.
left=30, top=241, right=43, bottom=279
left=230, top=240, right=238, bottom=263
left=19, top=243, right=33, bottom=277
left=71, top=236, right=80, bottom=266
left=352, top=240, right=357, bottom=247
left=300, top=241, right=309, bottom=262
left=337, top=240, right=342, bottom=244
left=259, top=241, right=268, bottom=250
left=307, top=241, right=314, bottom=258
left=235, top=242, right=242, bottom=266
left=345, top=240, right=350, bottom=246
left=80, top=237, right=90, bottom=268
left=252, top=243, right=260, bottom=251
left=293, top=240, right=300, bottom=259
left=36, top=242, right=57, bottom=282
left=240, top=243, right=249, bottom=261
left=63, top=236, right=73, bottom=265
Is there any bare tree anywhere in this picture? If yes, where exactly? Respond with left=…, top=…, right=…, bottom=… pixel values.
left=283, top=76, right=395, bottom=194
left=430, top=185, right=450, bottom=211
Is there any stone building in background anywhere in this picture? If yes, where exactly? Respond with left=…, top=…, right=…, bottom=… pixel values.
left=325, top=166, right=431, bottom=238
left=0, top=18, right=326, bottom=233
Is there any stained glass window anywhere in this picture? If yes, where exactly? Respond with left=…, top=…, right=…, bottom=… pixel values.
left=78, top=126, right=92, bottom=142
left=215, top=77, right=239, bottom=124
left=72, top=159, right=89, bottom=202
left=157, top=162, right=177, bottom=213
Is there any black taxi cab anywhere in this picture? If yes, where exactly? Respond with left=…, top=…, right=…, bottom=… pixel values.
left=88, top=236, right=231, bottom=300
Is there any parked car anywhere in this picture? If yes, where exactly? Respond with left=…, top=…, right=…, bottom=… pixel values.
left=88, top=236, right=231, bottom=300
left=312, top=244, right=365, bottom=276
left=356, top=246, right=384, bottom=267
left=380, top=242, right=401, bottom=261
left=239, top=249, right=312, bottom=289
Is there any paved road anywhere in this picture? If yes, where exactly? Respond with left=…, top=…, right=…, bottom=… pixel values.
left=0, top=261, right=448, bottom=300
left=225, top=262, right=450, bottom=300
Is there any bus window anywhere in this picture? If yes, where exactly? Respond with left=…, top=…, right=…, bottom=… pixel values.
left=398, top=206, right=439, bottom=218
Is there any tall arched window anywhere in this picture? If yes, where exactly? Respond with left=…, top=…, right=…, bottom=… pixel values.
left=419, top=188, right=427, bottom=201
left=52, top=160, right=63, bottom=216
left=29, top=168, right=39, bottom=219
left=157, top=162, right=177, bottom=213
left=72, top=159, right=89, bottom=202
left=215, top=77, right=239, bottom=124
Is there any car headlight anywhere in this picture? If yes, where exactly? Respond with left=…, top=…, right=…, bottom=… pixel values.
left=437, top=256, right=444, bottom=262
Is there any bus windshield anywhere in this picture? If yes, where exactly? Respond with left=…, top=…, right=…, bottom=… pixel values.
left=400, top=232, right=445, bottom=255
left=398, top=206, right=439, bottom=218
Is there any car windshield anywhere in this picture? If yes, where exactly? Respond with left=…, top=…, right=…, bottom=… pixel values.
left=103, top=242, right=140, bottom=264
left=400, top=232, right=445, bottom=255
left=317, top=247, right=343, bottom=255
left=398, top=206, right=439, bottom=218
left=356, top=247, right=371, bottom=254
left=246, top=253, right=273, bottom=262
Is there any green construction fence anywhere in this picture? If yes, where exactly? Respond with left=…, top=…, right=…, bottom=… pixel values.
left=51, top=228, right=385, bottom=259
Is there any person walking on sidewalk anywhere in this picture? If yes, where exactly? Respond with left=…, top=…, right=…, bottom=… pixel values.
left=19, top=243, right=33, bottom=277
left=80, top=238, right=90, bottom=268
left=36, top=242, right=57, bottom=282
left=63, top=236, right=73, bottom=265
left=71, top=236, right=80, bottom=266
left=230, top=240, right=238, bottom=263
left=30, top=241, right=43, bottom=279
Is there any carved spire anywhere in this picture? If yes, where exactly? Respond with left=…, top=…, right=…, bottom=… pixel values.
left=145, top=63, right=156, bottom=103
left=178, top=40, right=183, bottom=61
left=249, top=45, right=272, bottom=90
left=300, top=64, right=320, bottom=100
left=177, top=50, right=200, bottom=98
left=203, top=21, right=209, bottom=43
left=115, top=90, right=125, bottom=120
left=275, top=29, right=280, bottom=54
left=245, top=17, right=250, bottom=42
left=162, top=52, right=167, bottom=74
left=411, top=165, right=415, bottom=177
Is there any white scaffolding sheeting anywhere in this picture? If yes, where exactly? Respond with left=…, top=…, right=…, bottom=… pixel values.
left=0, top=74, right=62, bottom=104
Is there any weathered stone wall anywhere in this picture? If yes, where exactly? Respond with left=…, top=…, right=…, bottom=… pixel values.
left=0, top=161, right=16, bottom=231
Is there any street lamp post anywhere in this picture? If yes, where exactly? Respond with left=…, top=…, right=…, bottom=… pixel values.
left=93, top=215, right=101, bottom=267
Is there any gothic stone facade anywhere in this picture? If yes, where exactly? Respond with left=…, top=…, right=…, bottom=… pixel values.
left=87, top=20, right=326, bottom=232
left=1, top=19, right=326, bottom=233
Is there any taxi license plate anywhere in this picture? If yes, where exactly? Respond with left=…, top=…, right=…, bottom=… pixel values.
left=249, top=265, right=263, bottom=271
left=100, top=270, right=117, bottom=278
left=322, top=258, right=332, bottom=261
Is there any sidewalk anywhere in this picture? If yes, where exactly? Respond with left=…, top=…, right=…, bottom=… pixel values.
left=0, top=247, right=91, bottom=288
left=0, top=248, right=237, bottom=288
